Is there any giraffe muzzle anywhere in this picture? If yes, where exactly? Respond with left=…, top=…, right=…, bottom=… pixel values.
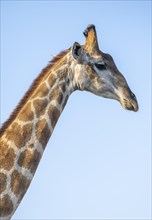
left=120, top=94, right=139, bottom=112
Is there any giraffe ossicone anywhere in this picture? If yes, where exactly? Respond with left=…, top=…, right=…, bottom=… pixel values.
left=0, top=24, right=138, bottom=219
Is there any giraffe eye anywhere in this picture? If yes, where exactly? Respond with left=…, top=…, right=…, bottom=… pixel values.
left=95, top=63, right=107, bottom=70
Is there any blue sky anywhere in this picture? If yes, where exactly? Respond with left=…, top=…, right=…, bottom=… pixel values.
left=1, top=1, right=151, bottom=219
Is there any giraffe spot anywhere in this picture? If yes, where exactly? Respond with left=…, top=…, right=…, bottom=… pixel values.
left=33, top=98, right=48, bottom=118
left=0, top=195, right=14, bottom=217
left=11, top=170, right=30, bottom=203
left=18, top=102, right=34, bottom=121
left=28, top=144, right=35, bottom=148
left=6, top=122, right=33, bottom=148
left=47, top=73, right=57, bottom=87
left=36, top=119, right=51, bottom=149
left=18, top=149, right=41, bottom=174
left=62, top=95, right=69, bottom=109
left=47, top=105, right=60, bottom=128
left=32, top=83, right=49, bottom=98
left=49, top=90, right=63, bottom=105
left=54, top=65, right=68, bottom=78
left=61, top=83, right=66, bottom=93
left=0, top=140, right=16, bottom=171
left=0, top=173, right=7, bottom=193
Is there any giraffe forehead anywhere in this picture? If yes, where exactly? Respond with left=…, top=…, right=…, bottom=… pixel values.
left=81, top=45, right=116, bottom=66
left=83, top=52, right=105, bottom=66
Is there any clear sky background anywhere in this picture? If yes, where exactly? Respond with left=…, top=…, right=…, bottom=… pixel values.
left=1, top=1, right=151, bottom=219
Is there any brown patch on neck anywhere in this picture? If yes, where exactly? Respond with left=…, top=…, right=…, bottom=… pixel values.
left=11, top=170, right=30, bottom=204
left=5, top=122, right=33, bottom=149
left=18, top=102, right=34, bottom=122
left=0, top=141, right=16, bottom=170
left=17, top=148, right=41, bottom=174
left=0, top=49, right=70, bottom=137
left=33, top=98, right=48, bottom=118
left=0, top=173, right=7, bottom=193
left=0, top=195, right=14, bottom=217
left=36, top=118, right=51, bottom=148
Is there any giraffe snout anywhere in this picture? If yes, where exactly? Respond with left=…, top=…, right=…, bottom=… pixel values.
left=118, top=87, right=138, bottom=112
left=120, top=92, right=139, bottom=112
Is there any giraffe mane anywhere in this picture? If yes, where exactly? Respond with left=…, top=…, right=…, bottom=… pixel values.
left=0, top=49, right=70, bottom=137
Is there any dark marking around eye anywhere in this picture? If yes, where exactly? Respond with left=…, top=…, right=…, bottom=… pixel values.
left=95, top=63, right=107, bottom=70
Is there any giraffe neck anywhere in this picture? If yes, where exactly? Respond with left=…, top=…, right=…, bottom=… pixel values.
left=0, top=52, right=76, bottom=219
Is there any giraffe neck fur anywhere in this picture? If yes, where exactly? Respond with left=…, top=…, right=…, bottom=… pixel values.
left=0, top=52, right=76, bottom=219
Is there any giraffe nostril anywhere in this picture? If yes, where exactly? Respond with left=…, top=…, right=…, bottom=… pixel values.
left=130, top=92, right=136, bottom=100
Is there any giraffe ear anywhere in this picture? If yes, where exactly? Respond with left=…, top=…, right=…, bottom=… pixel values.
left=72, top=42, right=83, bottom=60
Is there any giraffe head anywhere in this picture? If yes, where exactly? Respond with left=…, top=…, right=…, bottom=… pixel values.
left=71, top=24, right=138, bottom=112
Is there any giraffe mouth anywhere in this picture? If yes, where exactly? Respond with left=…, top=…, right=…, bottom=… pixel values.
left=120, top=98, right=139, bottom=112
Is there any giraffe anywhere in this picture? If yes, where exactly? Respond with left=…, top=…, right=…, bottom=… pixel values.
left=0, top=24, right=138, bottom=219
